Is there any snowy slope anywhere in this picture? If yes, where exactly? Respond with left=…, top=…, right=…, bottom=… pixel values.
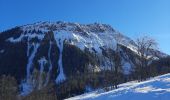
left=0, top=21, right=168, bottom=96
left=66, top=73, right=170, bottom=100
left=6, top=21, right=138, bottom=77
left=1, top=21, right=139, bottom=95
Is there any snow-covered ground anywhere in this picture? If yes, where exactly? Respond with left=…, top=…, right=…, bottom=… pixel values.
left=66, top=73, right=170, bottom=100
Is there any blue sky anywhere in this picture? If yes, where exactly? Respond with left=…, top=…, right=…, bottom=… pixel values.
left=0, top=0, right=170, bottom=54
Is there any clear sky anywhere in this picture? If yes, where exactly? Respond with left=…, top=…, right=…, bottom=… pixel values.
left=0, top=0, right=170, bottom=54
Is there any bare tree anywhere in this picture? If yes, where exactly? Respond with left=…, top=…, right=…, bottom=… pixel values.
left=135, top=36, right=158, bottom=81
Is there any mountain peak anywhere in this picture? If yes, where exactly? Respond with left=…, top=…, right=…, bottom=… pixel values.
left=20, top=21, right=115, bottom=34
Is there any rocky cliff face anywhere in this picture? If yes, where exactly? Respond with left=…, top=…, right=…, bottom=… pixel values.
left=0, top=21, right=166, bottom=95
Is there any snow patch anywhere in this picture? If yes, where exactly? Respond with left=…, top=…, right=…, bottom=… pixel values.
left=38, top=57, right=47, bottom=74
left=45, top=41, right=53, bottom=85
left=0, top=49, right=4, bottom=53
left=7, top=33, right=44, bottom=43
left=52, top=30, right=118, bottom=83
left=20, top=82, right=33, bottom=96
left=135, top=86, right=155, bottom=93
left=38, top=57, right=47, bottom=89
left=54, top=31, right=67, bottom=83
left=162, top=78, right=170, bottom=83
left=122, top=62, right=131, bottom=75
left=26, top=43, right=40, bottom=81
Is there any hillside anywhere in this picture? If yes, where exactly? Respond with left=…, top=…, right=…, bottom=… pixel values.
left=67, top=73, right=170, bottom=100
left=0, top=21, right=169, bottom=99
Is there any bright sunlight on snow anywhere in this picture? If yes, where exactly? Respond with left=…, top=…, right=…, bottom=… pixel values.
left=66, top=73, right=170, bottom=100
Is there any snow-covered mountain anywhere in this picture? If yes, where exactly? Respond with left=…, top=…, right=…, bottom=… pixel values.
left=0, top=21, right=167, bottom=95
left=66, top=73, right=170, bottom=100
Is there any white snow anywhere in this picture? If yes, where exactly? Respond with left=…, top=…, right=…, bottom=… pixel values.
left=27, top=38, right=31, bottom=57
left=38, top=57, right=47, bottom=89
left=7, top=33, right=44, bottom=43
left=7, top=34, right=25, bottom=42
left=52, top=30, right=117, bottom=83
left=21, top=43, right=40, bottom=95
left=54, top=31, right=67, bottom=83
left=162, top=78, right=170, bottom=82
left=135, top=86, right=156, bottom=93
left=20, top=82, right=33, bottom=96
left=0, top=49, right=4, bottom=53
left=122, top=62, right=131, bottom=75
left=38, top=57, right=47, bottom=75
left=4, top=22, right=165, bottom=97
left=10, top=31, right=46, bottom=95
left=45, top=41, right=53, bottom=85
left=48, top=41, right=53, bottom=72
left=26, top=43, right=40, bottom=81
left=120, top=43, right=159, bottom=60
left=119, top=42, right=138, bottom=55
left=53, top=30, right=117, bottom=54
left=6, top=23, right=139, bottom=77
left=66, top=73, right=170, bottom=100
left=6, top=31, right=46, bottom=83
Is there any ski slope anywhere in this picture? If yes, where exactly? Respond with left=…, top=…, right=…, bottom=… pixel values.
left=66, top=73, right=170, bottom=100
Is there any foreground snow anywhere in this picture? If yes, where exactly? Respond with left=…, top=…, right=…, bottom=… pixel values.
left=66, top=73, right=170, bottom=100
